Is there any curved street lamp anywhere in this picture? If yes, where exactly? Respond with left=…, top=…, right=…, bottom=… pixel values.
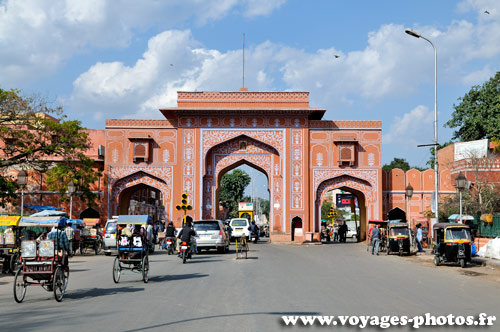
left=456, top=172, right=467, bottom=223
left=405, top=28, right=439, bottom=223
left=17, top=170, right=27, bottom=217
left=68, top=182, right=76, bottom=219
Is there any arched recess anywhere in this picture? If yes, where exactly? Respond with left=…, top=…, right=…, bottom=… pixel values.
left=80, top=207, right=100, bottom=219
left=202, top=134, right=280, bottom=230
left=110, top=171, right=170, bottom=219
left=291, top=216, right=303, bottom=241
left=316, top=175, right=373, bottom=241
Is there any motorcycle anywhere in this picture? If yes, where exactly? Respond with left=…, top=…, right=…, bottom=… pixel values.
left=179, top=241, right=192, bottom=264
left=250, top=231, right=259, bottom=244
left=165, top=237, right=175, bottom=255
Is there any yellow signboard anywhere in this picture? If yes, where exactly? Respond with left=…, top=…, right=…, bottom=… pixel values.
left=0, top=216, right=21, bottom=226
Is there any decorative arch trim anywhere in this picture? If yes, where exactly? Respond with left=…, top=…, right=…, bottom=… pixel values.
left=202, top=129, right=284, bottom=157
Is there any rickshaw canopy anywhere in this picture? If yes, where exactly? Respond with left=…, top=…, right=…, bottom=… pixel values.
left=67, top=219, right=84, bottom=226
left=19, top=216, right=65, bottom=227
left=0, top=216, right=21, bottom=226
left=83, top=218, right=100, bottom=226
left=433, top=222, right=468, bottom=230
left=368, top=220, right=387, bottom=226
left=117, top=215, right=150, bottom=225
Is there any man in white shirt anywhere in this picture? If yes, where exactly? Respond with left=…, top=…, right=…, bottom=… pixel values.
left=65, top=222, right=75, bottom=255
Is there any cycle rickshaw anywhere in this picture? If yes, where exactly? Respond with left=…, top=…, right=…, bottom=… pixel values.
left=13, top=219, right=69, bottom=303
left=79, top=218, right=103, bottom=255
left=112, top=215, right=150, bottom=283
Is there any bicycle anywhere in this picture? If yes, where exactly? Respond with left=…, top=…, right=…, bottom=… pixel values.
left=235, top=236, right=248, bottom=259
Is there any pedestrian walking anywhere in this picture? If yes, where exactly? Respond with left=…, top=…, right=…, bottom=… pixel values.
left=65, top=222, right=75, bottom=255
left=371, top=224, right=380, bottom=255
left=416, top=223, right=423, bottom=253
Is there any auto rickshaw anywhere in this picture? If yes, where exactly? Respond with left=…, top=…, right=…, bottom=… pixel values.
left=79, top=218, right=103, bottom=255
left=366, top=220, right=387, bottom=252
left=432, top=223, right=472, bottom=268
left=386, top=222, right=411, bottom=256
left=0, top=216, right=22, bottom=273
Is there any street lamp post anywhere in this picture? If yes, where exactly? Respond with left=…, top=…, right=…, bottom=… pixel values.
left=405, top=28, right=439, bottom=223
left=456, top=172, right=467, bottom=223
left=405, top=184, right=414, bottom=248
left=68, top=182, right=76, bottom=219
left=17, top=170, right=27, bottom=217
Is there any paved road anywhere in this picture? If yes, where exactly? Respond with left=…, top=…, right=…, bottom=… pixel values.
left=1, top=240, right=499, bottom=331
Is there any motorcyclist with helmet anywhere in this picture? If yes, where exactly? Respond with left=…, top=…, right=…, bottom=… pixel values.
left=177, top=216, right=196, bottom=258
left=248, top=220, right=260, bottom=243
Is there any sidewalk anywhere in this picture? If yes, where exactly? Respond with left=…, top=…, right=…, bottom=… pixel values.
left=402, top=248, right=500, bottom=284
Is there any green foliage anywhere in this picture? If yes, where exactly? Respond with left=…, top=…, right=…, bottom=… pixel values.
left=445, top=71, right=500, bottom=141
left=321, top=200, right=334, bottom=220
left=0, top=88, right=100, bottom=207
left=383, top=158, right=410, bottom=172
left=219, top=169, right=251, bottom=219
left=382, top=158, right=426, bottom=172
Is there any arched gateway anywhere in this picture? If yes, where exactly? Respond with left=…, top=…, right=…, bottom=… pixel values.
left=104, top=89, right=382, bottom=242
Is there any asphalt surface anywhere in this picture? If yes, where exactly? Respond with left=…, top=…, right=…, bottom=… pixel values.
left=1, top=240, right=499, bottom=332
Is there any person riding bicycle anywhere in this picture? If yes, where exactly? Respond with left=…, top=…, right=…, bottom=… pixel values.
left=164, top=221, right=177, bottom=250
left=248, top=221, right=260, bottom=242
left=47, top=219, right=71, bottom=270
left=177, top=216, right=196, bottom=257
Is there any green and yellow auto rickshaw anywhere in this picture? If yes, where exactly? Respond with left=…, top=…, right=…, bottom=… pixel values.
left=432, top=223, right=472, bottom=268
left=386, top=222, right=411, bottom=256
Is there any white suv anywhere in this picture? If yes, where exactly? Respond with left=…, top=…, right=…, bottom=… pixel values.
left=103, top=218, right=118, bottom=255
left=230, top=218, right=251, bottom=240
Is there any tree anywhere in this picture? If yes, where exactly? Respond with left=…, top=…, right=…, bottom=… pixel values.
left=382, top=158, right=425, bottom=172
left=219, top=169, right=251, bottom=219
left=0, top=88, right=101, bottom=207
left=445, top=71, right=500, bottom=142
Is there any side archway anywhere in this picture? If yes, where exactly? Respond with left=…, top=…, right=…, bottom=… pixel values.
left=110, top=171, right=170, bottom=220
left=316, top=175, right=374, bottom=241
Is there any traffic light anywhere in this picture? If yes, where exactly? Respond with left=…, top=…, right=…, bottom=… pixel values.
left=176, top=191, right=193, bottom=212
left=327, top=206, right=336, bottom=219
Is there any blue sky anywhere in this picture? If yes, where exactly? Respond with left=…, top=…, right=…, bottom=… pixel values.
left=2, top=0, right=500, bottom=176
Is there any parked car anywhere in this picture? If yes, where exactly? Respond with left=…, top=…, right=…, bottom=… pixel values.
left=103, top=218, right=118, bottom=256
left=193, top=220, right=230, bottom=254
left=230, top=218, right=251, bottom=241
left=346, top=227, right=357, bottom=239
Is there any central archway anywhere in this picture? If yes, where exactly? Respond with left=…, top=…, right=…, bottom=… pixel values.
left=202, top=135, right=283, bottom=232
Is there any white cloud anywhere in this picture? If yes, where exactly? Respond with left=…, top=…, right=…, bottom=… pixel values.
left=382, top=105, right=434, bottom=146
left=461, top=65, right=495, bottom=85
left=244, top=0, right=286, bottom=17
left=0, top=0, right=287, bottom=86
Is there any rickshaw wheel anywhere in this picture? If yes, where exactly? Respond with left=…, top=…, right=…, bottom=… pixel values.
left=113, top=257, right=121, bottom=283
left=10, top=252, right=20, bottom=274
left=13, top=268, right=26, bottom=303
left=53, top=267, right=66, bottom=302
left=142, top=256, right=149, bottom=283
left=433, top=255, right=440, bottom=266
left=460, top=258, right=466, bottom=268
